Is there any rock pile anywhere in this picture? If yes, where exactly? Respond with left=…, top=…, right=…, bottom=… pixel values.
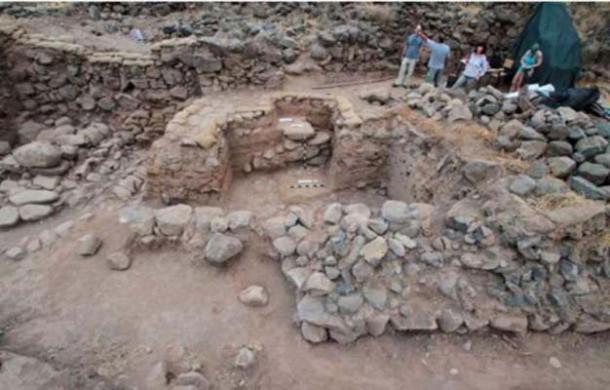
left=266, top=197, right=609, bottom=344
left=495, top=108, right=610, bottom=201
left=0, top=118, right=146, bottom=229
left=405, top=83, right=610, bottom=202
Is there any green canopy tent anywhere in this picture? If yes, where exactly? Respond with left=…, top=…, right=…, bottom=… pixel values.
left=513, top=2, right=582, bottom=92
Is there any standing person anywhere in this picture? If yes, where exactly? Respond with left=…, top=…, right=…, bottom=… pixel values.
left=393, top=25, right=424, bottom=88
left=420, top=33, right=450, bottom=87
left=451, top=44, right=489, bottom=91
left=510, top=43, right=543, bottom=92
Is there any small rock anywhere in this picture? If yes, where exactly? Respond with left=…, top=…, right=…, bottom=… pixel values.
left=119, top=205, right=155, bottom=235
left=234, top=347, right=256, bottom=369
left=575, top=136, right=608, bottom=158
left=174, top=372, right=210, bottom=390
left=438, top=308, right=464, bottom=333
left=238, top=285, right=269, bottom=307
left=26, top=238, right=41, bottom=253
left=509, top=174, right=537, bottom=196
left=360, top=236, right=388, bottom=266
left=227, top=210, right=253, bottom=231
left=548, top=157, right=576, bottom=178
left=5, top=246, right=25, bottom=260
left=301, top=322, right=328, bottom=343
left=155, top=204, right=192, bottom=236
left=272, top=236, right=296, bottom=257
left=517, top=141, right=547, bottom=160
left=362, top=285, right=387, bottom=310
left=323, top=202, right=343, bottom=224
left=490, top=314, right=528, bottom=334
left=280, top=119, right=315, bottom=141
left=304, top=272, right=335, bottom=296
left=381, top=200, right=410, bottom=223
left=576, top=162, right=609, bottom=185
left=569, top=176, right=609, bottom=200
left=19, top=204, right=53, bottom=221
left=448, top=103, right=473, bottom=123
left=204, top=233, right=243, bottom=265
left=12, top=141, right=62, bottom=168
left=462, top=160, right=500, bottom=184
left=547, top=141, right=573, bottom=157
left=9, top=190, right=59, bottom=205
left=420, top=251, right=444, bottom=267
left=78, top=234, right=102, bottom=256
left=106, top=252, right=132, bottom=271
left=0, top=206, right=20, bottom=228
left=549, top=356, right=562, bottom=369
left=337, top=293, right=364, bottom=314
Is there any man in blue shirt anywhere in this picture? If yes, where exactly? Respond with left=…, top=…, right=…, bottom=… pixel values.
left=422, top=34, right=450, bottom=87
left=393, top=25, right=423, bottom=88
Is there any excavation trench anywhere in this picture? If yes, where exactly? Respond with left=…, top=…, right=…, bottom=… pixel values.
left=146, top=93, right=463, bottom=211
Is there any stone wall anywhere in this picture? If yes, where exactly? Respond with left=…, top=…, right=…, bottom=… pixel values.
left=146, top=93, right=406, bottom=205
left=0, top=23, right=286, bottom=150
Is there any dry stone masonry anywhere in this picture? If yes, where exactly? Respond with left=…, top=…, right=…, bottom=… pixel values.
left=406, top=83, right=610, bottom=202
left=267, top=195, right=609, bottom=344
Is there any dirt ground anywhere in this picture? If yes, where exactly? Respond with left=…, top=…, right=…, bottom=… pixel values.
left=1, top=198, right=610, bottom=390
left=1, top=29, right=610, bottom=388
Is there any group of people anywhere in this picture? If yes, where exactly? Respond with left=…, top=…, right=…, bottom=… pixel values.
left=394, top=25, right=544, bottom=92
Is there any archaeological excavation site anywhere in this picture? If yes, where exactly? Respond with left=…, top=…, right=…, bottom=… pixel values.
left=0, top=2, right=609, bottom=390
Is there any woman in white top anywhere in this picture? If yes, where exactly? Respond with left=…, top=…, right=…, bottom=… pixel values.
left=451, top=44, right=489, bottom=91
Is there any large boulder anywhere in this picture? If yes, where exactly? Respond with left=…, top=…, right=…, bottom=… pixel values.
left=12, top=142, right=62, bottom=168
left=204, top=233, right=243, bottom=265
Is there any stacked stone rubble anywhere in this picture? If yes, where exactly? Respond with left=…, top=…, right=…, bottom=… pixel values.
left=266, top=194, right=609, bottom=344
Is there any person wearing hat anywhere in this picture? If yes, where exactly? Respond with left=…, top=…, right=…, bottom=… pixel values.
left=510, top=43, right=544, bottom=92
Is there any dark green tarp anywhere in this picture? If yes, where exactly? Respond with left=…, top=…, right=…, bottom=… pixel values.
left=513, top=2, right=581, bottom=92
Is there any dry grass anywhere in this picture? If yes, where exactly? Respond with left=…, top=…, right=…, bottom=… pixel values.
left=532, top=192, right=589, bottom=211
left=355, top=3, right=394, bottom=24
